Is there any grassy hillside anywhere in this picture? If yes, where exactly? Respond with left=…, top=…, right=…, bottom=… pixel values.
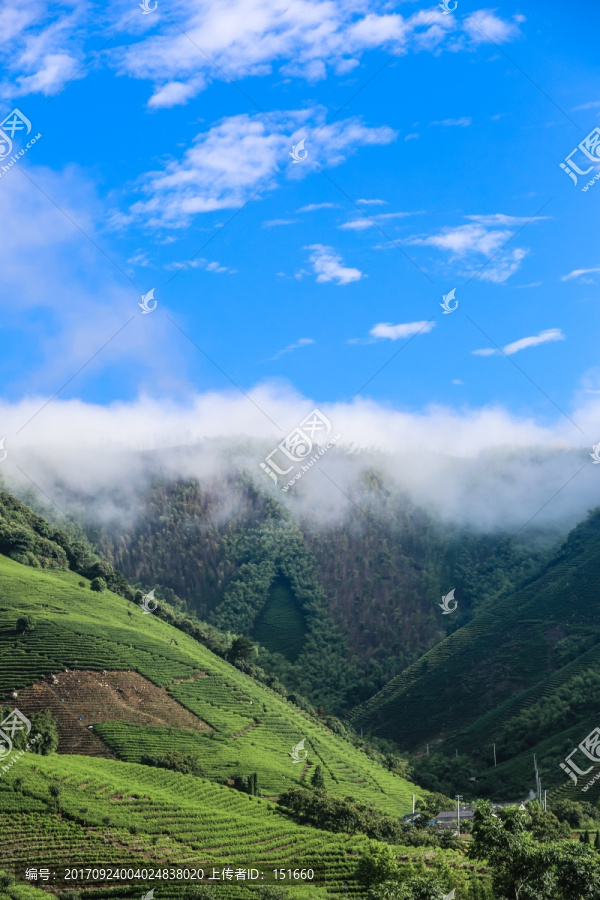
left=349, top=508, right=600, bottom=801
left=0, top=548, right=494, bottom=898
left=0, top=553, right=423, bottom=815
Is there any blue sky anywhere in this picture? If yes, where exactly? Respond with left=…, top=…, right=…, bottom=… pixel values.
left=1, top=0, right=600, bottom=466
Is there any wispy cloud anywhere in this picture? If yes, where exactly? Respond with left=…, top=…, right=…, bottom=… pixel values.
left=306, top=244, right=363, bottom=284
left=269, top=337, right=314, bottom=360
left=297, top=202, right=338, bottom=212
left=123, top=108, right=396, bottom=228
left=572, top=100, right=600, bottom=111
left=561, top=267, right=600, bottom=281
left=473, top=328, right=565, bottom=357
left=430, top=117, right=472, bottom=127
left=369, top=320, right=435, bottom=340
left=111, top=3, right=523, bottom=109
left=405, top=133, right=420, bottom=141
left=263, top=218, right=298, bottom=227
left=356, top=198, right=387, bottom=206
left=407, top=213, right=546, bottom=283
left=339, top=211, right=418, bottom=231
left=166, top=258, right=236, bottom=273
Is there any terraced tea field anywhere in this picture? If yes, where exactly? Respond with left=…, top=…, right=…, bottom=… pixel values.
left=0, top=555, right=423, bottom=816
left=1, top=753, right=443, bottom=899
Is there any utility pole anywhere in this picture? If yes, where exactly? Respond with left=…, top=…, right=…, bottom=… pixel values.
left=412, top=794, right=415, bottom=814
left=493, top=743, right=497, bottom=767
left=426, top=743, right=429, bottom=755
left=455, top=794, right=463, bottom=836
left=544, top=790, right=547, bottom=812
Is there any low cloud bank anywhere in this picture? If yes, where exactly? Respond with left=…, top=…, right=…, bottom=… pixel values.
left=0, top=386, right=598, bottom=537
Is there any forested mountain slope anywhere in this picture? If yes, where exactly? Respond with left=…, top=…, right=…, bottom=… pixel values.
left=350, top=507, right=600, bottom=800
left=72, top=470, right=551, bottom=714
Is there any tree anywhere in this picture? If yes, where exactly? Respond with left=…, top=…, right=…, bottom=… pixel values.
left=369, top=878, right=449, bottom=900
left=527, top=801, right=570, bottom=842
left=469, top=800, right=600, bottom=900
left=595, top=831, right=600, bottom=851
left=310, top=764, right=326, bottom=792
left=356, top=842, right=398, bottom=889
left=90, top=577, right=106, bottom=593
left=16, top=615, right=34, bottom=633
left=49, top=782, right=62, bottom=810
left=584, top=830, right=591, bottom=845
left=31, top=709, right=59, bottom=755
left=227, top=636, right=255, bottom=667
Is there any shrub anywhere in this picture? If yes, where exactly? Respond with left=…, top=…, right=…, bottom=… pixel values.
left=141, top=750, right=204, bottom=777
left=90, top=577, right=107, bottom=593
left=16, top=615, right=34, bottom=633
left=310, top=764, right=326, bottom=792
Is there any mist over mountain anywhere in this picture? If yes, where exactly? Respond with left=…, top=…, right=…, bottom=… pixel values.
left=1, top=389, right=598, bottom=539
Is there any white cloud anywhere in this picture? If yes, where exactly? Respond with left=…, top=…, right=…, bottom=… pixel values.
left=561, top=267, right=600, bottom=282
left=0, top=3, right=523, bottom=105
left=125, top=108, right=396, bottom=227
left=356, top=198, right=386, bottom=205
left=165, top=257, right=236, bottom=273
left=407, top=213, right=545, bottom=283
left=339, top=218, right=374, bottom=231
left=404, top=133, right=420, bottom=141
left=263, top=218, right=298, bottom=227
left=463, top=10, right=523, bottom=44
left=473, top=328, right=565, bottom=357
left=269, top=337, right=314, bottom=360
left=339, top=211, right=417, bottom=231
left=0, top=164, right=186, bottom=391
left=2, top=384, right=598, bottom=538
left=572, top=100, right=600, bottom=111
left=0, top=1, right=84, bottom=98
left=370, top=320, right=435, bottom=340
left=297, top=202, right=338, bottom=212
left=306, top=244, right=363, bottom=284
left=114, top=4, right=522, bottom=108
left=430, top=117, right=472, bottom=127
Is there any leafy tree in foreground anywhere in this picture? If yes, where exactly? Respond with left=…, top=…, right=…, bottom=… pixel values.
left=368, top=878, right=448, bottom=900
left=90, top=576, right=106, bottom=593
left=469, top=800, right=600, bottom=900
left=356, top=842, right=398, bottom=889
